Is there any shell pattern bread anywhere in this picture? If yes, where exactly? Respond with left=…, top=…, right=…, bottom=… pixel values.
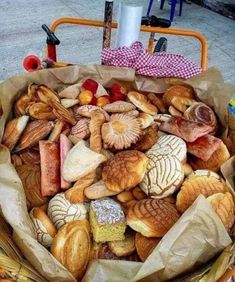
left=48, top=193, right=88, bottom=229
left=176, top=175, right=228, bottom=213
left=140, top=154, right=184, bottom=199
left=148, top=134, right=187, bottom=163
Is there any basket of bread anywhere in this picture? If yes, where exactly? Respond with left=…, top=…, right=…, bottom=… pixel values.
left=0, top=65, right=235, bottom=282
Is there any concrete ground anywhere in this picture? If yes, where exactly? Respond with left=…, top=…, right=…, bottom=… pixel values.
left=0, top=0, right=234, bottom=83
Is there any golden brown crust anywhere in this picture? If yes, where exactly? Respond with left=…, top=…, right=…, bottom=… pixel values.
left=102, top=150, right=149, bottom=192
left=28, top=102, right=56, bottom=120
left=207, top=192, right=235, bottom=230
left=51, top=220, right=91, bottom=280
left=170, top=96, right=195, bottom=113
left=90, top=242, right=119, bottom=260
left=127, top=199, right=179, bottom=237
left=131, top=123, right=158, bottom=152
left=108, top=232, right=136, bottom=257
left=189, top=142, right=230, bottom=172
left=168, top=105, right=183, bottom=117
left=16, top=165, right=48, bottom=209
left=127, top=92, right=158, bottom=115
left=176, top=175, right=228, bottom=213
left=163, top=85, right=194, bottom=106
left=19, top=148, right=40, bottom=164
left=48, top=120, right=65, bottom=142
left=137, top=113, right=154, bottom=129
left=132, top=186, right=147, bottom=200
left=182, top=163, right=193, bottom=177
left=89, top=110, right=106, bottom=153
left=135, top=233, right=160, bottom=262
left=11, top=154, right=23, bottom=167
left=116, top=191, right=135, bottom=203
left=147, top=93, right=167, bottom=113
left=102, top=101, right=136, bottom=113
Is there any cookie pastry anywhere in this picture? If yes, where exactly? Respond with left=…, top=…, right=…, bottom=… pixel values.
left=101, top=114, right=141, bottom=150
left=102, top=150, right=148, bottom=192
left=48, top=193, right=88, bottom=229
left=140, top=154, right=184, bottom=199
left=70, top=118, right=90, bottom=141
left=89, top=110, right=106, bottom=153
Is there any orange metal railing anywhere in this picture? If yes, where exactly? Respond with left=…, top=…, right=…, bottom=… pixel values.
left=50, top=17, right=208, bottom=71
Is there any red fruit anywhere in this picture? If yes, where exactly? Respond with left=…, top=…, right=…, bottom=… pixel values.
left=81, top=79, right=98, bottom=94
left=79, top=90, right=97, bottom=105
left=110, top=92, right=126, bottom=102
left=111, top=83, right=127, bottom=96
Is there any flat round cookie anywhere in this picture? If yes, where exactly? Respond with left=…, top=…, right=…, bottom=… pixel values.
left=140, top=153, right=184, bottom=199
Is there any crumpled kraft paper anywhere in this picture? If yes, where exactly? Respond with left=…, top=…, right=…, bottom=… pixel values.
left=0, top=65, right=234, bottom=282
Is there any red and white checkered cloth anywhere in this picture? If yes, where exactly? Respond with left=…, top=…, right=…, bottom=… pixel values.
left=101, top=41, right=202, bottom=79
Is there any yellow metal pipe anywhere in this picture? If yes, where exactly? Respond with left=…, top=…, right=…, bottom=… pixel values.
left=50, top=17, right=208, bottom=71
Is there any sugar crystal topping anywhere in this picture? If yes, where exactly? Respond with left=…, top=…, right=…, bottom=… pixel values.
left=91, top=198, right=125, bottom=225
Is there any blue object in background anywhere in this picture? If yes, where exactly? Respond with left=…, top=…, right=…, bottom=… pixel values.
left=146, top=0, right=183, bottom=21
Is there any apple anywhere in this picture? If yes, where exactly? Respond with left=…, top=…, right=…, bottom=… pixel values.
left=81, top=79, right=98, bottom=95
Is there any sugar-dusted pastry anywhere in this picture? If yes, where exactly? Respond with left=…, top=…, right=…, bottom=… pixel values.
left=16, top=164, right=48, bottom=209
left=48, top=193, right=88, bottom=229
left=127, top=92, right=158, bottom=115
left=168, top=106, right=182, bottom=117
left=2, top=115, right=29, bottom=150
left=137, top=112, right=154, bottom=129
left=184, top=102, right=217, bottom=133
left=147, top=93, right=167, bottom=113
left=89, top=198, right=126, bottom=242
left=60, top=134, right=72, bottom=190
left=187, top=135, right=222, bottom=161
left=101, top=114, right=141, bottom=150
left=189, top=142, right=230, bottom=172
left=30, top=207, right=57, bottom=248
left=135, top=233, right=160, bottom=262
left=148, top=134, right=187, bottom=163
left=108, top=232, right=136, bottom=257
left=73, top=105, right=109, bottom=120
left=126, top=199, right=179, bottom=237
left=159, top=116, right=214, bottom=142
left=131, top=123, right=158, bottom=152
left=84, top=180, right=118, bottom=200
left=102, top=101, right=136, bottom=113
left=102, top=150, right=148, bottom=192
left=51, top=219, right=91, bottom=281
left=70, top=118, right=90, bottom=140
left=176, top=174, right=228, bottom=213
left=65, top=171, right=97, bottom=204
left=170, top=96, right=196, bottom=113
left=89, top=110, right=106, bottom=153
left=163, top=85, right=194, bottom=106
left=15, top=120, right=54, bottom=152
left=62, top=140, right=106, bottom=182
left=140, top=154, right=184, bottom=199
left=39, top=141, right=60, bottom=197
left=207, top=192, right=235, bottom=230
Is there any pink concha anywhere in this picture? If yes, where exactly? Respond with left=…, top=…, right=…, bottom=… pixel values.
left=71, top=118, right=91, bottom=140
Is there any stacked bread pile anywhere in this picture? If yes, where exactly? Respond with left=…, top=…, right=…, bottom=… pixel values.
left=2, top=79, right=234, bottom=280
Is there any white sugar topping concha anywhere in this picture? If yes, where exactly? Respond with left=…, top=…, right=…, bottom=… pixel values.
left=70, top=118, right=90, bottom=140
left=148, top=135, right=187, bottom=163
left=91, top=198, right=125, bottom=225
left=30, top=214, right=53, bottom=247
left=140, top=154, right=184, bottom=199
left=48, top=193, right=88, bottom=229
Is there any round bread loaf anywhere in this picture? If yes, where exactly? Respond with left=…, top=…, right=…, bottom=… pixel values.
left=51, top=220, right=91, bottom=280
left=126, top=199, right=180, bottom=237
left=48, top=193, right=88, bottom=229
left=127, top=92, right=157, bottom=115
left=102, top=150, right=149, bottom=192
left=140, top=154, right=184, bottom=199
left=163, top=85, right=194, bottom=106
left=148, top=135, right=187, bottom=163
